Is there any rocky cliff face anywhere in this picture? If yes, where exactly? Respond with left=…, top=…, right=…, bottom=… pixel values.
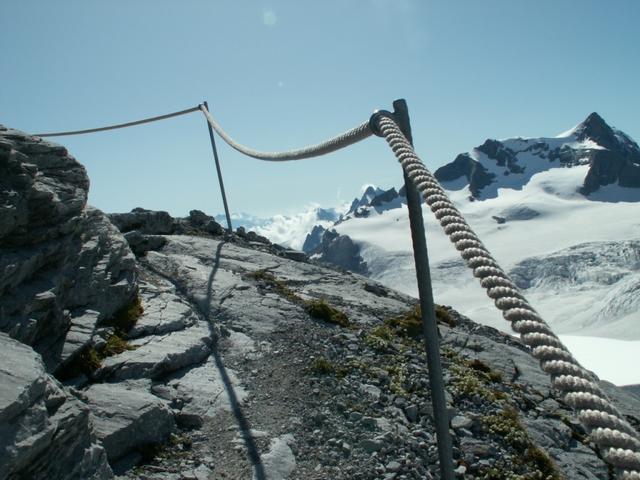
left=0, top=126, right=138, bottom=478
left=302, top=224, right=326, bottom=254
left=307, top=186, right=408, bottom=269
left=1, top=125, right=639, bottom=479
left=0, top=126, right=137, bottom=374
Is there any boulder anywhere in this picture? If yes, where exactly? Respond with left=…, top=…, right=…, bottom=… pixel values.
left=96, top=321, right=213, bottom=382
left=83, top=382, right=175, bottom=462
left=108, top=208, right=174, bottom=235
left=0, top=128, right=87, bottom=247
left=0, top=333, right=113, bottom=479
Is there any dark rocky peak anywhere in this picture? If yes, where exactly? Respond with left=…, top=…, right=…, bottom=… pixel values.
left=476, top=139, right=524, bottom=174
left=341, top=186, right=408, bottom=220
left=573, top=114, right=640, bottom=195
left=434, top=153, right=495, bottom=197
left=369, top=187, right=399, bottom=207
left=347, top=185, right=385, bottom=215
left=312, top=229, right=368, bottom=274
left=363, top=185, right=381, bottom=197
left=302, top=224, right=326, bottom=253
left=573, top=112, right=619, bottom=150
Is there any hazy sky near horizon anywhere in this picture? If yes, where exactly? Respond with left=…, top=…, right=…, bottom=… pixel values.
left=3, top=1, right=639, bottom=217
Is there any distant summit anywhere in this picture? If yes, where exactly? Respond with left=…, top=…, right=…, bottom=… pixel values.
left=346, top=185, right=385, bottom=216
left=434, top=112, right=640, bottom=198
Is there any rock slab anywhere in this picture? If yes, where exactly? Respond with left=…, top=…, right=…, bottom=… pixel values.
left=0, top=332, right=113, bottom=480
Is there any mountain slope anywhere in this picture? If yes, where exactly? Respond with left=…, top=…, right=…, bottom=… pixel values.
left=308, top=113, right=640, bottom=383
left=3, top=124, right=640, bottom=478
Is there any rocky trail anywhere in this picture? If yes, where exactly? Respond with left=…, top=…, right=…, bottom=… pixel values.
left=2, top=125, right=640, bottom=480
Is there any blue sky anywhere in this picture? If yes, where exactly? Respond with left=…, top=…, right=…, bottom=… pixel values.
left=2, top=1, right=639, bottom=217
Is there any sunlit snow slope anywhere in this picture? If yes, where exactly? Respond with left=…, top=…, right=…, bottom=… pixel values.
left=333, top=113, right=640, bottom=384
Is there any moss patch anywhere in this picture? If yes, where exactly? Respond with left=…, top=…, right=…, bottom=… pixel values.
left=310, top=357, right=337, bottom=375
left=479, top=407, right=562, bottom=479
left=247, top=269, right=300, bottom=303
left=468, top=358, right=503, bottom=383
left=484, top=407, right=530, bottom=450
left=384, top=305, right=423, bottom=338
left=364, top=325, right=394, bottom=351
left=435, top=304, right=457, bottom=326
left=480, top=409, right=562, bottom=479
left=304, top=299, right=350, bottom=327
left=247, top=269, right=350, bottom=328
left=379, top=304, right=456, bottom=340
left=523, top=446, right=561, bottom=479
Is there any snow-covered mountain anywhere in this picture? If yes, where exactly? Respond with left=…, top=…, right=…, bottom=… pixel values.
left=304, top=113, right=640, bottom=384
left=435, top=112, right=640, bottom=200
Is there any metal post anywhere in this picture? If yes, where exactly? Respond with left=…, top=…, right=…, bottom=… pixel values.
left=203, top=101, right=233, bottom=234
left=393, top=99, right=455, bottom=480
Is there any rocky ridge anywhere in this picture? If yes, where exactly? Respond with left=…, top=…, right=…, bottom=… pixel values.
left=2, top=125, right=640, bottom=479
left=303, top=186, right=408, bottom=269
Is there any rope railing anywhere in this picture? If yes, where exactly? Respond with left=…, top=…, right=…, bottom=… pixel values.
left=29, top=101, right=640, bottom=478
left=370, top=112, right=640, bottom=480
left=34, top=106, right=202, bottom=137
left=199, top=104, right=373, bottom=161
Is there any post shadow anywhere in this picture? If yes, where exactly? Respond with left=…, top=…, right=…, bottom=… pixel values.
left=203, top=240, right=266, bottom=480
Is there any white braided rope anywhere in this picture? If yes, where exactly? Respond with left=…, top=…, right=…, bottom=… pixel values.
left=200, top=104, right=372, bottom=161
left=375, top=115, right=640, bottom=477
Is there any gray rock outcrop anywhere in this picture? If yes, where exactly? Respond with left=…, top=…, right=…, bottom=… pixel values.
left=108, top=208, right=226, bottom=238
left=0, top=333, right=112, bottom=479
left=0, top=127, right=137, bottom=372
left=83, top=382, right=175, bottom=462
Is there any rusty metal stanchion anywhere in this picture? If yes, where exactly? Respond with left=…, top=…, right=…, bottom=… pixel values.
left=203, top=101, right=233, bottom=234
left=371, top=99, right=455, bottom=480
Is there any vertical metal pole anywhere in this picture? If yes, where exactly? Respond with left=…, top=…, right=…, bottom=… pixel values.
left=393, top=99, right=455, bottom=480
left=203, top=101, right=233, bottom=234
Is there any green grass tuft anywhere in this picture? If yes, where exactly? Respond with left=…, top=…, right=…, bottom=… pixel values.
left=106, top=295, right=144, bottom=332
left=435, top=304, right=457, bottom=326
left=55, top=346, right=102, bottom=381
left=247, top=269, right=300, bottom=301
left=468, top=358, right=503, bottom=383
left=310, top=357, right=336, bottom=375
left=523, top=446, right=561, bottom=479
left=103, top=333, right=136, bottom=357
left=384, top=305, right=423, bottom=337
left=56, top=295, right=143, bottom=381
